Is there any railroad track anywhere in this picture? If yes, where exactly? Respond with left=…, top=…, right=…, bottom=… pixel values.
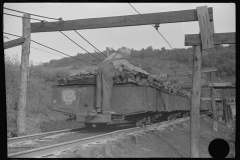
left=8, top=117, right=190, bottom=158
left=8, top=120, right=130, bottom=146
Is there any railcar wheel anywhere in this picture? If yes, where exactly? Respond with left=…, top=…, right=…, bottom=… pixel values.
left=84, top=123, right=93, bottom=128
left=95, top=123, right=107, bottom=128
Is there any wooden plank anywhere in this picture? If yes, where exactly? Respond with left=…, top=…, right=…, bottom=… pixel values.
left=209, top=82, right=233, bottom=87
left=169, top=68, right=217, bottom=77
left=208, top=16, right=218, bottom=131
left=4, top=37, right=25, bottom=49
left=190, top=45, right=202, bottom=158
left=185, top=32, right=235, bottom=46
left=196, top=6, right=214, bottom=49
left=31, top=8, right=213, bottom=33
left=210, top=80, right=217, bottom=131
left=17, top=14, right=31, bottom=136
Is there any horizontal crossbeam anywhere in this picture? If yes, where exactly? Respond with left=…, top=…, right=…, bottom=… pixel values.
left=168, top=68, right=217, bottom=77
left=185, top=32, right=235, bottom=46
left=209, top=82, right=235, bottom=89
left=4, top=37, right=25, bottom=49
left=31, top=8, right=212, bottom=33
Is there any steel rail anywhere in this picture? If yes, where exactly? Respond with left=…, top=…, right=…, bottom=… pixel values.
left=8, top=117, right=189, bottom=158
left=8, top=120, right=131, bottom=145
left=8, top=127, right=82, bottom=145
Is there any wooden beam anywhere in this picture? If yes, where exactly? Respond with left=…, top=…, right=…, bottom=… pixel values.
left=190, top=45, right=202, bottom=158
left=4, top=37, right=25, bottom=49
left=17, top=14, right=31, bottom=136
left=185, top=32, right=235, bottom=46
left=31, top=8, right=213, bottom=33
left=209, top=82, right=235, bottom=89
left=196, top=6, right=214, bottom=49
left=181, top=84, right=209, bottom=89
left=169, top=68, right=217, bottom=77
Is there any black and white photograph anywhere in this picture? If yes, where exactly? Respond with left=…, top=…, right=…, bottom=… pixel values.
left=4, top=2, right=235, bottom=158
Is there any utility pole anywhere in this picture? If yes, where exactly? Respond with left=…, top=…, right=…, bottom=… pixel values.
left=17, top=14, right=31, bottom=136
left=190, top=45, right=202, bottom=158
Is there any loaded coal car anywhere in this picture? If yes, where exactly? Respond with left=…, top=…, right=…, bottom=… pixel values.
left=51, top=70, right=210, bottom=127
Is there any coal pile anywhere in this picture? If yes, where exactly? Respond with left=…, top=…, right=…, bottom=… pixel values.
left=58, top=69, right=190, bottom=97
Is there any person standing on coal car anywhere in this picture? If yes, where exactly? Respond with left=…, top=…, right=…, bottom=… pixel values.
left=96, top=47, right=148, bottom=114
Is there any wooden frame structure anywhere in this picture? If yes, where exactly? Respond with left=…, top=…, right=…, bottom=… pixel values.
left=5, top=5, right=235, bottom=158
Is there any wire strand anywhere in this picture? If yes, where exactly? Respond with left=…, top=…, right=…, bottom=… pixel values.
left=4, top=7, right=60, bottom=21
left=31, top=46, right=65, bottom=57
left=59, top=31, right=102, bottom=60
left=128, top=3, right=173, bottom=49
left=74, top=30, right=107, bottom=57
left=3, top=32, right=96, bottom=66
left=4, top=13, right=43, bottom=21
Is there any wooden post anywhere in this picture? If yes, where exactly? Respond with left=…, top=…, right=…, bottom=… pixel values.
left=17, top=14, right=31, bottom=136
left=210, top=72, right=218, bottom=131
left=106, top=47, right=110, bottom=57
left=208, top=8, right=218, bottom=131
left=190, top=45, right=202, bottom=158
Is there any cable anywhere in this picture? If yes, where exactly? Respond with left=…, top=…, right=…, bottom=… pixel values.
left=30, top=46, right=65, bottom=57
left=128, top=3, right=173, bottom=49
left=45, top=4, right=138, bottom=49
left=4, top=32, right=96, bottom=66
left=4, top=32, right=21, bottom=38
left=4, top=13, right=43, bottom=21
left=74, top=30, right=106, bottom=57
left=4, top=7, right=60, bottom=21
left=31, top=39, right=96, bottom=65
left=5, top=35, right=72, bottom=58
left=59, top=31, right=102, bottom=60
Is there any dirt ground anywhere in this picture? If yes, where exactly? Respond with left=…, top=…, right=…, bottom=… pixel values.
left=103, top=115, right=235, bottom=158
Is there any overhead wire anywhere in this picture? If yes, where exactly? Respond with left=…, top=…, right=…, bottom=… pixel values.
left=3, top=32, right=96, bottom=66
left=128, top=3, right=173, bottom=49
left=74, top=30, right=106, bottom=57
left=52, top=3, right=139, bottom=49
left=59, top=31, right=102, bottom=60
left=3, top=13, right=43, bottom=22
left=5, top=36, right=69, bottom=58
left=38, top=4, right=107, bottom=57
left=3, top=7, right=60, bottom=21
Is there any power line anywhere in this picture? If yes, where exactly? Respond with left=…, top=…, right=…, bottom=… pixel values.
left=30, top=46, right=65, bottom=58
left=3, top=32, right=96, bottom=66
left=5, top=35, right=75, bottom=58
left=4, top=7, right=60, bottom=21
left=74, top=30, right=106, bottom=57
left=36, top=4, right=107, bottom=58
left=4, top=13, right=43, bottom=22
left=59, top=31, right=102, bottom=60
left=31, top=39, right=96, bottom=66
left=44, top=4, right=138, bottom=49
left=128, top=3, right=173, bottom=49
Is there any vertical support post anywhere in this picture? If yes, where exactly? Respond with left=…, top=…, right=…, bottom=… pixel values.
left=210, top=72, right=218, bottom=130
left=190, top=45, right=202, bottom=158
left=208, top=8, right=218, bottom=131
left=17, top=14, right=31, bottom=135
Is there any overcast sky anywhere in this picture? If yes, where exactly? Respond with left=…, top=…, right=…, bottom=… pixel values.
left=4, top=3, right=235, bottom=64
